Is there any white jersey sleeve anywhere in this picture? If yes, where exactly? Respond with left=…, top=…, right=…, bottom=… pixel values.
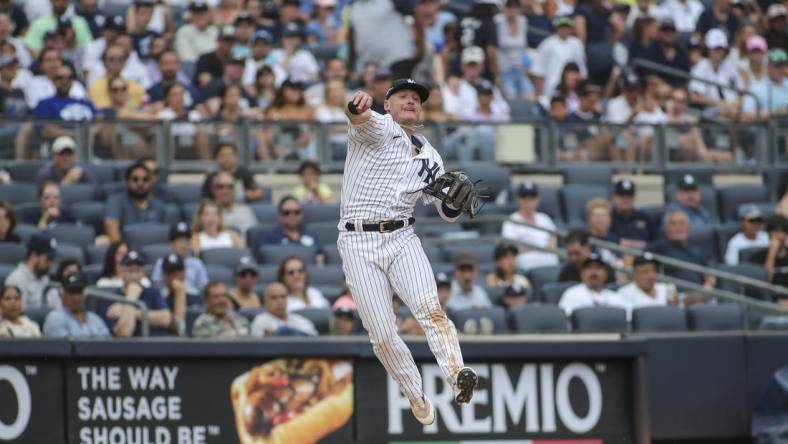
left=347, top=110, right=393, bottom=150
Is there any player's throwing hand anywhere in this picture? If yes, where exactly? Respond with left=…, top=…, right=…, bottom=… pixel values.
left=346, top=91, right=373, bottom=118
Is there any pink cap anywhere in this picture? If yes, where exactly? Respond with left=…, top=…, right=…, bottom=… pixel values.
left=746, top=35, right=767, bottom=52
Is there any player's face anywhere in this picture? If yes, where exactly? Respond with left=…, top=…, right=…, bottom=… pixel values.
left=385, top=90, right=422, bottom=126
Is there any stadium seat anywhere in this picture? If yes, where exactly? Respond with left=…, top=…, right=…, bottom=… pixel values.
left=85, top=244, right=109, bottom=265
left=740, top=247, right=767, bottom=264
left=664, top=184, right=720, bottom=222
left=562, top=165, right=613, bottom=189
left=7, top=161, right=44, bottom=183
left=715, top=222, right=740, bottom=260
left=761, top=167, right=785, bottom=201
left=245, top=223, right=277, bottom=252
left=687, top=226, right=720, bottom=265
left=206, top=265, right=234, bottom=285
left=182, top=202, right=200, bottom=223
left=257, top=264, right=278, bottom=283
left=238, top=307, right=263, bottom=325
left=540, top=281, right=577, bottom=305
left=301, top=204, right=340, bottom=223
left=421, top=241, right=446, bottom=263
left=0, top=183, right=37, bottom=205
left=0, top=242, right=26, bottom=265
left=0, top=264, right=15, bottom=283
left=306, top=264, right=344, bottom=286
left=527, top=265, right=564, bottom=300
left=571, top=306, right=628, bottom=333
left=54, top=243, right=85, bottom=265
left=202, top=247, right=254, bottom=268
left=60, top=184, right=98, bottom=205
left=450, top=306, right=509, bottom=334
left=510, top=304, right=568, bottom=333
left=483, top=286, right=507, bottom=305
left=316, top=285, right=343, bottom=303
left=458, top=163, right=511, bottom=202
left=99, top=182, right=125, bottom=200
left=717, top=185, right=771, bottom=222
left=167, top=183, right=203, bottom=205
left=84, top=164, right=116, bottom=184
left=165, top=204, right=183, bottom=224
left=443, top=243, right=496, bottom=264
left=45, top=224, right=95, bottom=247
left=538, top=186, right=564, bottom=223
left=415, top=222, right=465, bottom=238
left=293, top=307, right=332, bottom=334
left=639, top=205, right=664, bottom=231
left=259, top=245, right=317, bottom=265
left=70, top=202, right=106, bottom=234
left=306, top=221, right=339, bottom=245
left=23, top=307, right=51, bottom=329
left=631, top=306, right=688, bottom=332
left=123, top=223, right=171, bottom=248
left=663, top=168, right=714, bottom=187
left=82, top=265, right=103, bottom=285
left=322, top=245, right=342, bottom=265
left=250, top=203, right=279, bottom=224
left=687, top=304, right=744, bottom=331
left=140, top=244, right=172, bottom=264
left=508, top=99, right=543, bottom=120
left=716, top=264, right=771, bottom=301
left=13, top=224, right=39, bottom=243
left=185, top=306, right=204, bottom=336
left=561, top=184, right=609, bottom=224
left=14, top=202, right=41, bottom=225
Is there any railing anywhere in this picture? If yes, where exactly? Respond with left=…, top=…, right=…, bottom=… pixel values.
left=1, top=116, right=785, bottom=172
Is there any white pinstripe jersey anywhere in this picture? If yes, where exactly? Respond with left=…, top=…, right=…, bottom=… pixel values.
left=340, top=111, right=444, bottom=223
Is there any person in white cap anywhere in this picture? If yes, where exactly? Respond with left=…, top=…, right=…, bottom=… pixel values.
left=724, top=204, right=769, bottom=265
left=35, top=135, right=95, bottom=185
left=456, top=46, right=510, bottom=119
left=765, top=4, right=787, bottom=51
left=530, top=16, right=586, bottom=102
left=689, top=28, right=739, bottom=116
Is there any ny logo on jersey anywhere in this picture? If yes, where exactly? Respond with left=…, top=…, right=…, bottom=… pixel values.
left=417, top=159, right=440, bottom=184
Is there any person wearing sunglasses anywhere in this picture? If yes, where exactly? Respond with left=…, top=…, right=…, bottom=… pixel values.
left=259, top=196, right=324, bottom=264
left=34, top=180, right=74, bottom=229
left=103, top=161, right=168, bottom=243
left=31, top=64, right=97, bottom=143
left=209, top=171, right=258, bottom=238
left=724, top=204, right=769, bottom=265
left=277, top=256, right=329, bottom=313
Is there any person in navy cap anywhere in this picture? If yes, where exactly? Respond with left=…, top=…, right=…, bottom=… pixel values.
left=724, top=204, right=769, bottom=265
left=151, top=222, right=209, bottom=294
left=43, top=273, right=110, bottom=338
left=609, top=178, right=657, bottom=246
left=4, top=232, right=58, bottom=308
left=159, top=253, right=203, bottom=331
left=664, top=174, right=713, bottom=228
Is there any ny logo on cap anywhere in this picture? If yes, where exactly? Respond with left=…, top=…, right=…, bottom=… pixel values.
left=50, top=238, right=58, bottom=248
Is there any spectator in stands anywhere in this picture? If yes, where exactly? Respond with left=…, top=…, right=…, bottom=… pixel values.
left=765, top=4, right=787, bottom=51
left=194, top=25, right=235, bottom=87
left=647, top=209, right=716, bottom=287
left=147, top=49, right=199, bottom=106
left=200, top=53, right=256, bottom=117
left=696, top=0, right=740, bottom=37
left=742, top=49, right=788, bottom=121
left=151, top=223, right=209, bottom=295
left=754, top=215, right=788, bottom=302
left=0, top=285, right=42, bottom=337
left=617, top=254, right=677, bottom=308
left=658, top=0, right=703, bottom=34
left=103, top=249, right=173, bottom=337
left=558, top=230, right=616, bottom=284
left=688, top=29, right=739, bottom=117
left=531, top=16, right=586, bottom=103
left=610, top=179, right=657, bottom=246
left=665, top=174, right=713, bottom=227
left=191, top=201, right=245, bottom=254
left=175, top=1, right=217, bottom=64
left=81, top=14, right=124, bottom=81
left=24, top=48, right=87, bottom=111
left=5, top=232, right=58, bottom=308
left=456, top=46, right=510, bottom=119
left=242, top=30, right=278, bottom=90
left=43, top=272, right=110, bottom=337
left=23, top=0, right=93, bottom=55
left=268, top=22, right=318, bottom=84
left=31, top=64, right=96, bottom=142
left=259, top=79, right=316, bottom=160
left=192, top=281, right=250, bottom=338
left=638, top=19, right=690, bottom=91
left=278, top=256, right=329, bottom=312
left=725, top=205, right=769, bottom=265
left=565, top=82, right=609, bottom=161
left=447, top=251, right=491, bottom=311
left=736, top=35, right=767, bottom=93
left=604, top=73, right=641, bottom=128
left=104, top=162, right=167, bottom=244
left=158, top=253, right=202, bottom=334
left=331, top=295, right=359, bottom=336
left=665, top=87, right=732, bottom=162
left=35, top=136, right=94, bottom=185
left=314, top=81, right=350, bottom=161
left=35, top=181, right=74, bottom=229
left=43, top=257, right=80, bottom=305
left=485, top=242, right=531, bottom=289
left=501, top=181, right=560, bottom=271
left=305, top=57, right=349, bottom=108
left=586, top=198, right=619, bottom=244
left=498, top=282, right=529, bottom=310
left=88, top=44, right=147, bottom=109
left=349, top=0, right=414, bottom=75
left=230, top=257, right=262, bottom=309
left=559, top=253, right=631, bottom=316
left=208, top=171, right=258, bottom=237
left=261, top=196, right=324, bottom=260
left=292, top=160, right=332, bottom=204
left=0, top=12, right=31, bottom=68
left=202, top=143, right=263, bottom=203
left=97, top=240, right=152, bottom=289
left=251, top=282, right=318, bottom=336
left=0, top=200, right=20, bottom=242
left=249, top=65, right=277, bottom=110
left=494, top=0, right=533, bottom=101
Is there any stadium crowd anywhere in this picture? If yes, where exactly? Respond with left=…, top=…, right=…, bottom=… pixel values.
left=0, top=0, right=784, bottom=162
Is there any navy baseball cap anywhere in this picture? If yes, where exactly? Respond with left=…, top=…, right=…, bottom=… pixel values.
left=517, top=180, right=539, bottom=197
left=253, top=29, right=274, bottom=43
left=435, top=272, right=452, bottom=287
left=504, top=283, right=527, bottom=297
left=104, top=15, right=125, bottom=31
left=494, top=242, right=518, bottom=260
left=235, top=256, right=258, bottom=275
left=385, top=78, right=430, bottom=103
left=162, top=253, right=185, bottom=273
left=581, top=252, right=606, bottom=268
left=169, top=222, right=191, bottom=241
left=189, top=0, right=210, bottom=11
left=28, top=233, right=58, bottom=258
left=613, top=179, right=636, bottom=196
left=62, top=272, right=88, bottom=292
left=283, top=21, right=304, bottom=37
left=121, top=250, right=145, bottom=266
left=677, top=174, right=699, bottom=191
left=633, top=252, right=658, bottom=268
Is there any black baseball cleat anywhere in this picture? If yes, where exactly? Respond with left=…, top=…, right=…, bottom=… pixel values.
left=454, top=367, right=478, bottom=404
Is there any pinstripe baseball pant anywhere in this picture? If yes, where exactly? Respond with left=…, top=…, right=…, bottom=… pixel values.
left=338, top=226, right=464, bottom=403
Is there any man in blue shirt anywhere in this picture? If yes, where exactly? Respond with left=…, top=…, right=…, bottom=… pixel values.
left=665, top=174, right=713, bottom=228
left=104, top=161, right=168, bottom=243
left=151, top=222, right=209, bottom=294
left=743, top=49, right=788, bottom=120
left=43, top=273, right=110, bottom=338
left=260, top=196, right=324, bottom=262
left=32, top=64, right=97, bottom=142
left=637, top=19, right=690, bottom=88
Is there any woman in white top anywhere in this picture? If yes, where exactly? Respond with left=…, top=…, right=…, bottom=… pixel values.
left=501, top=181, right=560, bottom=271
left=495, top=0, right=534, bottom=100
left=314, top=78, right=348, bottom=160
left=0, top=285, right=42, bottom=338
left=191, top=201, right=244, bottom=255
left=278, top=256, right=329, bottom=312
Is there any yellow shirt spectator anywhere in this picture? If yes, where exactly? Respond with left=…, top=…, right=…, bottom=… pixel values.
left=88, top=76, right=147, bottom=109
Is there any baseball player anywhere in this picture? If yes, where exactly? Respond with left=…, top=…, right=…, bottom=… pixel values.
left=338, top=78, right=479, bottom=425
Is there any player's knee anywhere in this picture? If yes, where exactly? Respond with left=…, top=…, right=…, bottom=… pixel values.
left=416, top=299, right=447, bottom=325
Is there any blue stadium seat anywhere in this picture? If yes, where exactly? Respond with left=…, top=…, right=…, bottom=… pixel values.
left=206, top=265, right=234, bottom=285
left=571, top=306, right=628, bottom=333
left=165, top=204, right=184, bottom=225
left=83, top=265, right=103, bottom=285
left=259, top=245, right=317, bottom=265
left=483, top=285, right=507, bottom=305
left=6, top=161, right=44, bottom=183
left=443, top=243, right=496, bottom=264
left=510, top=304, right=568, bottom=333
left=84, top=164, right=116, bottom=184
left=317, top=285, right=344, bottom=303
left=761, top=167, right=785, bottom=201
left=250, top=203, right=279, bottom=224
left=527, top=265, right=563, bottom=295
left=322, top=245, right=342, bottom=265
left=306, top=264, right=344, bottom=286
left=301, top=204, right=340, bottom=223
left=537, top=186, right=564, bottom=223
left=238, top=307, right=263, bottom=325
left=0, top=242, right=26, bottom=265
left=99, top=182, right=125, bottom=200
left=23, top=307, right=51, bottom=329
left=631, top=306, right=687, bottom=332
left=245, top=223, right=277, bottom=252
left=60, top=184, right=99, bottom=205
left=182, top=202, right=200, bottom=223
left=420, top=240, right=446, bottom=263
left=664, top=184, right=720, bottom=222
left=55, top=243, right=85, bottom=265
left=0, top=183, right=37, bottom=205
left=716, top=264, right=771, bottom=301
left=450, top=306, right=510, bottom=334
left=13, top=202, right=40, bottom=225
left=562, top=165, right=613, bottom=190
left=740, top=247, right=767, bottom=264
left=70, top=202, right=106, bottom=234
left=687, top=226, right=720, bottom=265
left=257, top=264, right=278, bottom=283
left=46, top=224, right=95, bottom=247
left=0, top=264, right=15, bottom=283
left=123, top=223, right=171, bottom=248
left=293, top=307, right=332, bottom=334
left=306, top=221, right=339, bottom=245
left=202, top=248, right=254, bottom=268
left=561, top=184, right=609, bottom=224
left=715, top=222, right=740, bottom=260
left=687, top=304, right=744, bottom=331
left=717, top=185, right=771, bottom=222
left=13, top=224, right=40, bottom=243
left=185, top=306, right=204, bottom=336
left=140, top=244, right=172, bottom=264
left=415, top=222, right=464, bottom=238
left=539, top=280, right=576, bottom=305
left=167, top=183, right=203, bottom=205
left=85, top=244, right=109, bottom=265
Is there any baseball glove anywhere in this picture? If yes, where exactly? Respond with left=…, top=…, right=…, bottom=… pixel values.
left=422, top=170, right=483, bottom=218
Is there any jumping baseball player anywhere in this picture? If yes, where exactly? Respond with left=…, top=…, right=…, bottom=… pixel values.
left=338, top=78, right=481, bottom=425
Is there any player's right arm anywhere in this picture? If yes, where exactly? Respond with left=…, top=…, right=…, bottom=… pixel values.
left=345, top=90, right=374, bottom=125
